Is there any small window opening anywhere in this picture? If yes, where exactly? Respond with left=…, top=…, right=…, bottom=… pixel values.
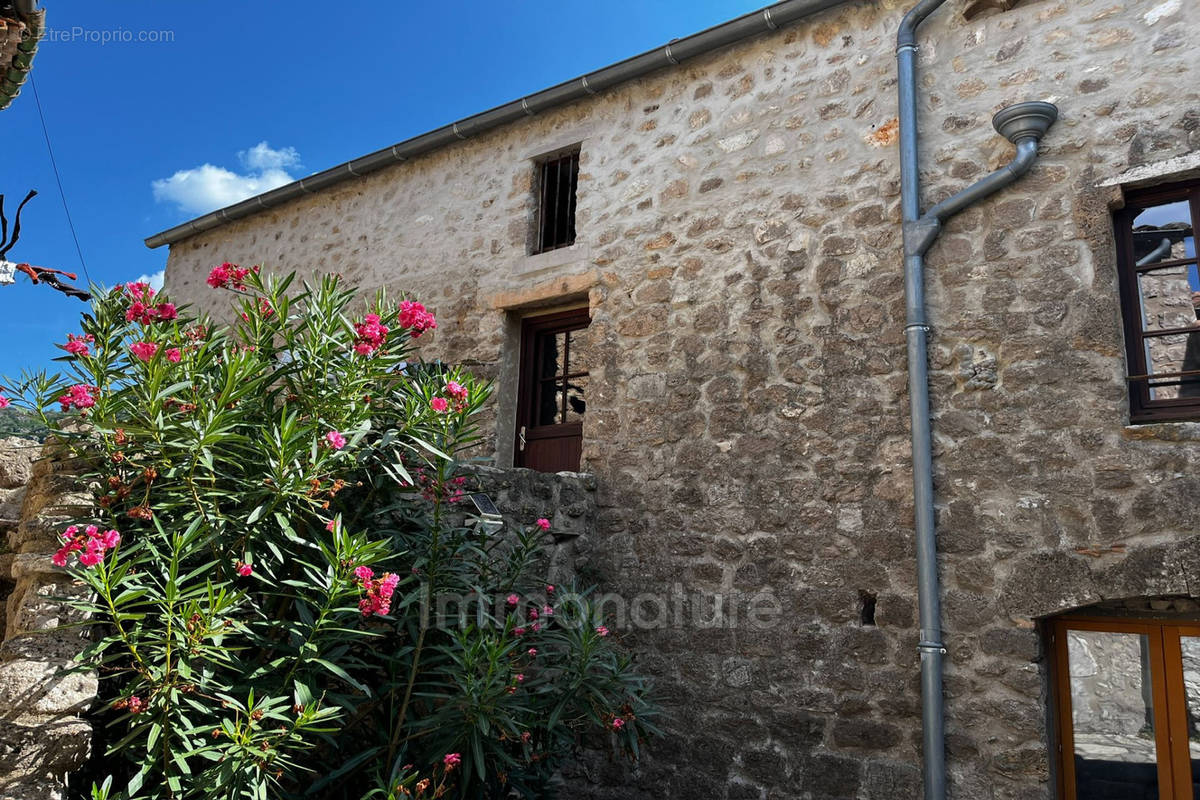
left=859, top=590, right=877, bottom=626
left=532, top=149, right=580, bottom=255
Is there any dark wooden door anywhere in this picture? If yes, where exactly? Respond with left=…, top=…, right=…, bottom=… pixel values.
left=515, top=308, right=590, bottom=472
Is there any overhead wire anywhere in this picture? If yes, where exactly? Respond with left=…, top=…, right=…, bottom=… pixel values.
left=29, top=73, right=90, bottom=287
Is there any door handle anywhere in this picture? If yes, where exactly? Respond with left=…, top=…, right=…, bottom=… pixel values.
left=519, top=426, right=526, bottom=452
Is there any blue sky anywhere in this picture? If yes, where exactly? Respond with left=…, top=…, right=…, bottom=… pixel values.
left=0, top=0, right=764, bottom=380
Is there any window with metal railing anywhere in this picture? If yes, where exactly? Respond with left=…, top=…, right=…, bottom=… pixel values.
left=1115, top=180, right=1200, bottom=422
left=532, top=149, right=579, bottom=255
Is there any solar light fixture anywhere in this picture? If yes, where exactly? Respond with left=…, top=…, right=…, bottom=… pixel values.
left=469, top=493, right=504, bottom=533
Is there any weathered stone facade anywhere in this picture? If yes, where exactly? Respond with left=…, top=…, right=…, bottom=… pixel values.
left=0, top=438, right=95, bottom=799
left=157, top=0, right=1200, bottom=797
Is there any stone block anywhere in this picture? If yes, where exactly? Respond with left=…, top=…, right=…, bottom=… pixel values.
left=0, top=646, right=95, bottom=716
left=0, top=439, right=35, bottom=490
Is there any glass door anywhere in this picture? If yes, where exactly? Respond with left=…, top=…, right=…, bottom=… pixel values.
left=1053, top=618, right=1200, bottom=800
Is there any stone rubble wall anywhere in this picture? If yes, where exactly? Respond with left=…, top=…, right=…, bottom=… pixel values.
left=161, top=0, right=1200, bottom=797
left=0, top=438, right=95, bottom=800
left=449, top=465, right=598, bottom=589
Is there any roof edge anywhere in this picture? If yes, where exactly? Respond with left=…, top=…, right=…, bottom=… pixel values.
left=145, top=0, right=850, bottom=249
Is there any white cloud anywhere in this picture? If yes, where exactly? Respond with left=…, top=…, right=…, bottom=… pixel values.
left=240, top=141, right=300, bottom=171
left=134, top=270, right=165, bottom=292
left=152, top=142, right=301, bottom=216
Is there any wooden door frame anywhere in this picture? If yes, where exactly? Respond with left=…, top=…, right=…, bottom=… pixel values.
left=1051, top=615, right=1200, bottom=799
left=513, top=307, right=591, bottom=469
left=1163, top=624, right=1200, bottom=796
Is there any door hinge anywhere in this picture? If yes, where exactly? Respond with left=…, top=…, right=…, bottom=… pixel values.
left=519, top=426, right=526, bottom=452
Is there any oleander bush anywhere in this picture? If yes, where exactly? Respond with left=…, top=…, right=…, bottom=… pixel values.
left=1, top=267, right=656, bottom=800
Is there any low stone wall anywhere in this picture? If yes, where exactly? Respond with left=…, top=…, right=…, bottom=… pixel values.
left=0, top=437, right=95, bottom=800
left=462, top=465, right=597, bottom=585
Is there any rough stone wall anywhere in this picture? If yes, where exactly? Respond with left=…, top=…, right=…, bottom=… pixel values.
left=0, top=439, right=94, bottom=799
left=161, top=0, right=1200, bottom=797
left=459, top=465, right=597, bottom=585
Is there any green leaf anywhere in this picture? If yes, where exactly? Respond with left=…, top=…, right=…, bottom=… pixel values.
left=311, top=658, right=370, bottom=694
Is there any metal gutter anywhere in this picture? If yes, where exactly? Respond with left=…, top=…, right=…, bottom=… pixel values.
left=897, top=2, right=1057, bottom=798
left=145, top=0, right=851, bottom=249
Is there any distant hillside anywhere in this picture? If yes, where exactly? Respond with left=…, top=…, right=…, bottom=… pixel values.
left=0, top=408, right=57, bottom=442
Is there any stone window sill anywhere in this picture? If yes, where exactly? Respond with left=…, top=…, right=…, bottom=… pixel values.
left=516, top=243, right=591, bottom=278
left=1122, top=421, right=1200, bottom=443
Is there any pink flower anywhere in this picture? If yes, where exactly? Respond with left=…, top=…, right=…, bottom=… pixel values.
left=236, top=561, right=253, bottom=577
left=513, top=627, right=526, bottom=636
left=126, top=301, right=152, bottom=325
left=535, top=518, right=550, bottom=531
left=124, top=281, right=155, bottom=301
left=130, top=342, right=159, bottom=362
left=546, top=585, right=555, bottom=594
left=398, top=300, right=436, bottom=337
left=515, top=673, right=525, bottom=683
left=63, top=333, right=94, bottom=356
left=542, top=605, right=554, bottom=617
left=531, top=622, right=542, bottom=632
left=430, top=397, right=449, bottom=413
left=325, top=519, right=337, bottom=532
left=527, top=648, right=538, bottom=657
left=355, top=568, right=399, bottom=616
left=611, top=718, right=625, bottom=731
left=52, top=524, right=120, bottom=569
left=506, top=594, right=519, bottom=606
left=0, top=397, right=9, bottom=410
left=166, top=348, right=182, bottom=363
left=352, top=313, right=390, bottom=356
left=58, top=384, right=97, bottom=412
left=529, top=608, right=539, bottom=620
left=123, top=287, right=177, bottom=325
left=596, top=625, right=610, bottom=637
left=78, top=544, right=103, bottom=567
left=443, top=753, right=461, bottom=770
left=445, top=381, right=467, bottom=401
left=207, top=262, right=251, bottom=290
left=127, top=695, right=146, bottom=714
left=324, top=430, right=347, bottom=450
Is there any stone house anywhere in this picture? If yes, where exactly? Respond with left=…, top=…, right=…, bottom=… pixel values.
left=145, top=0, right=1200, bottom=797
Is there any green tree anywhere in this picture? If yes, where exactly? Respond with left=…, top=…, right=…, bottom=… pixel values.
left=5, top=268, right=655, bottom=800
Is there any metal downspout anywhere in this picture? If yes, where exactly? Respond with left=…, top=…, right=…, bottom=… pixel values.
left=897, top=4, right=952, bottom=798
left=896, top=3, right=1058, bottom=799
